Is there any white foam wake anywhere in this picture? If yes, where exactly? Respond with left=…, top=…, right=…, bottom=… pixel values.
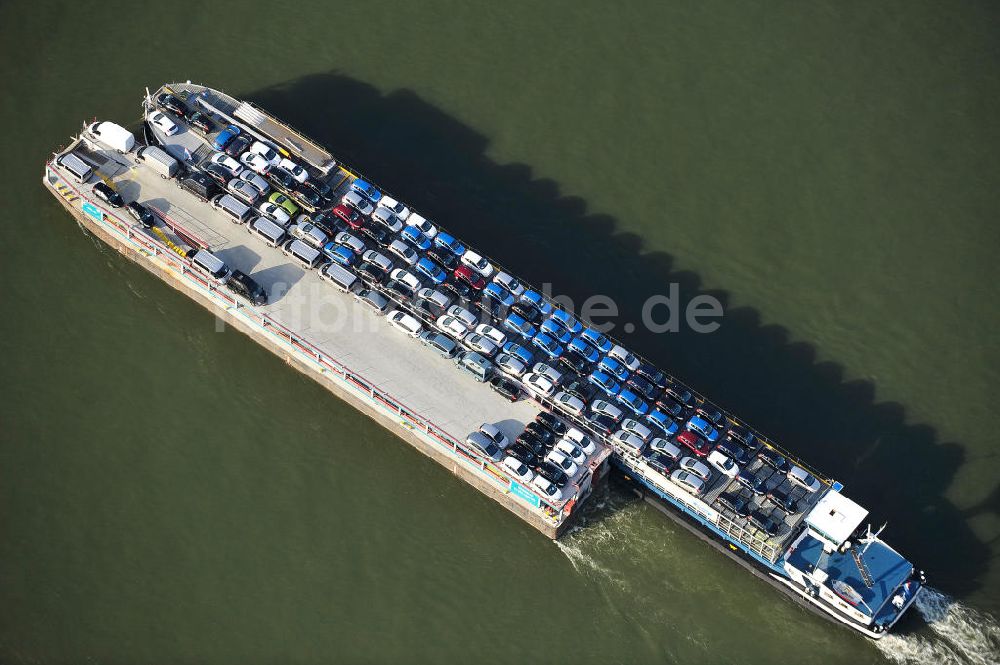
left=875, top=587, right=1000, bottom=665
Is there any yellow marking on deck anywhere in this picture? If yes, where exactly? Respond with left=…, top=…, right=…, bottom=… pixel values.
left=150, top=226, right=189, bottom=257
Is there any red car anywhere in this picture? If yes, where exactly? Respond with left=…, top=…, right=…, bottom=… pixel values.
left=676, top=431, right=710, bottom=457
left=332, top=203, right=364, bottom=229
left=453, top=265, right=486, bottom=290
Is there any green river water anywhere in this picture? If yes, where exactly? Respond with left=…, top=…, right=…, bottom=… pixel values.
left=1, top=2, right=998, bottom=663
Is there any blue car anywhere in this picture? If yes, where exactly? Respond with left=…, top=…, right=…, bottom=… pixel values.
left=433, top=232, right=466, bottom=256
left=483, top=282, right=515, bottom=307
left=502, top=313, right=537, bottom=339
left=549, top=309, right=582, bottom=334
left=213, top=125, right=241, bottom=151
left=531, top=332, right=564, bottom=359
left=599, top=356, right=629, bottom=382
left=616, top=389, right=650, bottom=416
left=540, top=318, right=572, bottom=344
left=323, top=243, right=355, bottom=267
left=502, top=341, right=534, bottom=365
left=351, top=179, right=382, bottom=203
left=587, top=370, right=621, bottom=396
left=568, top=337, right=600, bottom=363
left=580, top=327, right=613, bottom=353
left=520, top=290, right=552, bottom=316
left=687, top=415, right=720, bottom=443
left=646, top=410, right=680, bottom=436
left=416, top=257, right=447, bottom=284
left=401, top=225, right=432, bottom=251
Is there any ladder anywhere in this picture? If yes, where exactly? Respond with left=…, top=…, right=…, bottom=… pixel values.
left=234, top=102, right=267, bottom=128
left=851, top=546, right=875, bottom=588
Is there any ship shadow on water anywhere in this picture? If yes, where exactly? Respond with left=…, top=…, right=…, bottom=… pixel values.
left=243, top=73, right=991, bottom=607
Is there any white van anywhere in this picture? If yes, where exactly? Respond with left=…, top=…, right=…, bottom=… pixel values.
left=283, top=238, right=324, bottom=269
left=88, top=121, right=135, bottom=153
left=211, top=194, right=252, bottom=223
left=135, top=146, right=179, bottom=179
left=320, top=263, right=361, bottom=294
left=247, top=216, right=287, bottom=247
left=56, top=152, right=93, bottom=184
left=189, top=249, right=231, bottom=285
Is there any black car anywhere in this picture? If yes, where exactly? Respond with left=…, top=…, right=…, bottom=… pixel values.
left=716, top=492, right=752, bottom=518
left=157, top=92, right=187, bottom=117
left=513, top=433, right=546, bottom=458
left=554, top=355, right=587, bottom=378
left=757, top=448, right=790, bottom=473
left=474, top=297, right=504, bottom=320
left=715, top=438, right=753, bottom=466
left=646, top=452, right=675, bottom=475
left=535, top=411, right=567, bottom=437
left=310, top=211, right=343, bottom=238
left=654, top=394, right=685, bottom=418
left=290, top=185, right=322, bottom=211
left=441, top=279, right=472, bottom=301
left=510, top=301, right=542, bottom=324
left=535, top=461, right=569, bottom=488
left=562, top=378, right=598, bottom=403
left=767, top=486, right=799, bottom=514
left=265, top=166, right=297, bottom=191
left=524, top=422, right=555, bottom=447
left=727, top=425, right=758, bottom=450
left=584, top=412, right=617, bottom=436
left=225, top=270, right=267, bottom=306
left=185, top=110, right=215, bottom=134
left=489, top=375, right=521, bottom=402
left=663, top=383, right=697, bottom=408
left=626, top=375, right=659, bottom=401
left=748, top=510, right=782, bottom=537
left=300, top=177, right=334, bottom=203
left=561, top=351, right=594, bottom=375
left=177, top=172, right=219, bottom=201
left=92, top=181, right=124, bottom=208
left=426, top=248, right=458, bottom=270
left=202, top=162, right=233, bottom=187
left=357, top=224, right=391, bottom=247
left=634, top=362, right=668, bottom=389
left=224, top=135, right=252, bottom=159
left=356, top=261, right=389, bottom=285
left=126, top=201, right=156, bottom=228
left=413, top=298, right=445, bottom=320
left=385, top=279, right=415, bottom=303
left=736, top=468, right=766, bottom=495
left=696, top=404, right=725, bottom=426
left=506, top=442, right=538, bottom=467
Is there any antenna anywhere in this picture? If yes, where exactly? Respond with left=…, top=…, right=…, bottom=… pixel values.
left=861, top=522, right=887, bottom=555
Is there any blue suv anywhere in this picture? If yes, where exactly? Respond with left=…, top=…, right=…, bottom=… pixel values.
left=351, top=179, right=382, bottom=203
left=502, top=341, right=535, bottom=365
left=580, top=327, right=613, bottom=353
left=568, top=337, right=600, bottom=363
left=616, top=389, right=649, bottom=416
left=416, top=257, right=447, bottom=284
left=598, top=356, right=629, bottom=382
left=520, top=290, right=552, bottom=316
left=531, top=332, right=564, bottom=359
left=483, top=282, right=515, bottom=307
left=503, top=313, right=537, bottom=339
left=213, top=125, right=241, bottom=151
left=687, top=415, right=720, bottom=443
left=402, top=225, right=431, bottom=251
left=549, top=309, right=582, bottom=334
left=433, top=232, right=466, bottom=256
left=540, top=319, right=572, bottom=344
left=587, top=370, right=621, bottom=396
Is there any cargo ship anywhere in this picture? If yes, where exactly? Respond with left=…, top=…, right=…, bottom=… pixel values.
left=43, top=81, right=925, bottom=638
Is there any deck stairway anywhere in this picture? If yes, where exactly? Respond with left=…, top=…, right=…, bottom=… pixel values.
left=851, top=546, right=875, bottom=588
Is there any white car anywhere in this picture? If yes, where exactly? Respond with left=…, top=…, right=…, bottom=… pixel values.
left=209, top=152, right=243, bottom=177
left=707, top=450, right=738, bottom=478
left=670, top=470, right=705, bottom=495
left=564, top=427, right=597, bottom=455
left=436, top=315, right=469, bottom=339
left=620, top=418, right=652, bottom=442
left=479, top=423, right=509, bottom=448
left=387, top=239, right=418, bottom=266
left=475, top=324, right=507, bottom=347
left=608, top=344, right=641, bottom=372
left=522, top=372, right=556, bottom=398
left=408, top=212, right=437, bottom=238
left=387, top=310, right=423, bottom=337
left=279, top=157, right=308, bottom=183
left=555, top=439, right=587, bottom=465
left=545, top=450, right=579, bottom=479
left=342, top=190, right=374, bottom=215
left=590, top=399, right=623, bottom=422
left=378, top=195, right=410, bottom=221
left=335, top=231, right=366, bottom=255
left=612, top=429, right=646, bottom=452
left=290, top=221, right=328, bottom=249
left=532, top=475, right=565, bottom=501
left=372, top=206, right=403, bottom=232
left=495, top=353, right=527, bottom=378
left=239, top=171, right=270, bottom=195
left=553, top=391, right=585, bottom=417
left=464, top=333, right=498, bottom=358
left=460, top=249, right=494, bottom=277
left=239, top=151, right=271, bottom=174
left=787, top=465, right=822, bottom=492
left=649, top=438, right=682, bottom=460
left=492, top=271, right=525, bottom=297
left=250, top=140, right=281, bottom=166
left=257, top=201, right=291, bottom=226
left=446, top=305, right=477, bottom=330
left=679, top=456, right=712, bottom=481
left=532, top=362, right=563, bottom=385
left=502, top=456, right=535, bottom=483
left=147, top=111, right=178, bottom=136
left=390, top=268, right=421, bottom=292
